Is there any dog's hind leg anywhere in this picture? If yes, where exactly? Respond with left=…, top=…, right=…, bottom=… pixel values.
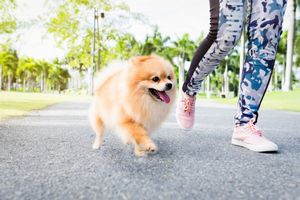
left=89, top=107, right=105, bottom=150
left=92, top=116, right=104, bottom=150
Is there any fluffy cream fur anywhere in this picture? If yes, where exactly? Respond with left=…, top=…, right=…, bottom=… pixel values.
left=89, top=55, right=176, bottom=156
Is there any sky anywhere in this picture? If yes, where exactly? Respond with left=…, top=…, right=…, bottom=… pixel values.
left=125, top=0, right=210, bottom=40
left=13, top=0, right=65, bottom=60
left=11, top=0, right=290, bottom=61
left=11, top=0, right=210, bottom=60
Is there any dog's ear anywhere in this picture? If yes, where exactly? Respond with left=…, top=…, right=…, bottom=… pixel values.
left=130, top=55, right=153, bottom=65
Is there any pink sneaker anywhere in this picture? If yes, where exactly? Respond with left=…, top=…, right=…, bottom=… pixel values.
left=232, top=120, right=278, bottom=152
left=176, top=92, right=196, bottom=130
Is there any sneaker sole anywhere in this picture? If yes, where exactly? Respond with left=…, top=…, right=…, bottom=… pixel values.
left=231, top=139, right=278, bottom=152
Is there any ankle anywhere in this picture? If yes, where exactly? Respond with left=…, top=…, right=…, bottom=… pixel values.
left=182, top=92, right=196, bottom=100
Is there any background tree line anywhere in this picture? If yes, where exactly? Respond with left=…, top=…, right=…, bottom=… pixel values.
left=0, top=0, right=299, bottom=96
left=0, top=43, right=70, bottom=92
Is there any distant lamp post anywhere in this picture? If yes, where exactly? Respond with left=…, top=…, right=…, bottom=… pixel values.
left=96, top=12, right=105, bottom=73
left=89, top=9, right=105, bottom=95
left=99, top=12, right=105, bottom=71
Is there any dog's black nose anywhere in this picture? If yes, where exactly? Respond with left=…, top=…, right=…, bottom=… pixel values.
left=165, top=83, right=173, bottom=90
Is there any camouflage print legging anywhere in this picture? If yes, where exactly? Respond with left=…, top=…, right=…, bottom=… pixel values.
left=182, top=0, right=287, bottom=125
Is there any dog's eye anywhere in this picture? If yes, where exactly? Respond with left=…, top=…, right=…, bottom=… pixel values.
left=152, top=76, right=160, bottom=82
left=167, top=76, right=172, bottom=80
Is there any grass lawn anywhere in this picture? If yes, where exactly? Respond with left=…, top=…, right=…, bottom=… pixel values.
left=211, top=88, right=300, bottom=112
left=0, top=92, right=91, bottom=120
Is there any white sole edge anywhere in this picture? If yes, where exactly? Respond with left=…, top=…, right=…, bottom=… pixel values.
left=231, top=139, right=278, bottom=152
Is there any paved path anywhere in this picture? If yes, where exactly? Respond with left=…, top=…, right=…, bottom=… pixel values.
left=1, top=100, right=300, bottom=200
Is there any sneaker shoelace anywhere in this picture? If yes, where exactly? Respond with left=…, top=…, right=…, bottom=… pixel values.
left=183, top=97, right=195, bottom=115
left=246, top=120, right=262, bottom=137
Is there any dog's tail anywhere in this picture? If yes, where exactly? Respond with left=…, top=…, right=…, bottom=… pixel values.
left=93, top=60, right=128, bottom=92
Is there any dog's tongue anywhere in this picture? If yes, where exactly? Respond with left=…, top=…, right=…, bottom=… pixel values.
left=157, top=91, right=170, bottom=104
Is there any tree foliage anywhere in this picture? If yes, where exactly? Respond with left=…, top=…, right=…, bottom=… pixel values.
left=46, top=0, right=139, bottom=70
left=0, top=0, right=299, bottom=94
left=0, top=44, right=18, bottom=90
left=0, top=43, right=70, bottom=92
left=0, top=0, right=16, bottom=34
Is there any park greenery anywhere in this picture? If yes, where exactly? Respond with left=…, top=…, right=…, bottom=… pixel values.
left=0, top=92, right=72, bottom=120
left=0, top=0, right=300, bottom=97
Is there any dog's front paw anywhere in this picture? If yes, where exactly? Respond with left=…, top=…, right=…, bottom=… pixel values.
left=92, top=142, right=101, bottom=150
left=135, top=140, right=157, bottom=156
left=92, top=139, right=102, bottom=150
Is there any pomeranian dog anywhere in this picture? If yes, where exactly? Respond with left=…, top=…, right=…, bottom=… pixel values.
left=89, top=54, right=176, bottom=156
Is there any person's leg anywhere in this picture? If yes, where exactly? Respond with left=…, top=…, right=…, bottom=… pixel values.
left=177, top=0, right=246, bottom=130
left=183, top=0, right=246, bottom=96
left=232, top=0, right=287, bottom=152
left=234, top=0, right=287, bottom=125
left=181, top=0, right=219, bottom=94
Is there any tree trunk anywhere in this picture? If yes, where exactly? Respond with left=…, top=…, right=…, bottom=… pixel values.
left=206, top=75, right=211, bottom=99
left=43, top=76, right=46, bottom=92
left=23, top=78, right=26, bottom=92
left=274, top=67, right=278, bottom=90
left=268, top=77, right=273, bottom=91
left=7, top=74, right=12, bottom=91
left=283, top=0, right=295, bottom=91
left=178, top=56, right=185, bottom=90
left=40, top=73, right=45, bottom=92
left=239, top=30, right=245, bottom=82
left=88, top=67, right=94, bottom=95
left=27, top=77, right=31, bottom=92
left=0, top=64, right=2, bottom=92
left=223, top=57, right=229, bottom=97
left=179, top=65, right=185, bottom=90
left=281, top=58, right=286, bottom=89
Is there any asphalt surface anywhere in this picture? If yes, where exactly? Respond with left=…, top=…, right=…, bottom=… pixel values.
left=0, top=100, right=300, bottom=200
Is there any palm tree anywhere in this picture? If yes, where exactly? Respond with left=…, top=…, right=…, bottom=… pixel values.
left=276, top=31, right=288, bottom=89
left=0, top=47, right=18, bottom=91
left=17, top=57, right=37, bottom=92
left=48, top=65, right=70, bottom=92
left=140, top=27, right=171, bottom=56
left=212, top=49, right=240, bottom=97
left=295, top=20, right=300, bottom=67
left=35, top=60, right=52, bottom=92
left=284, top=0, right=298, bottom=91
left=172, top=33, right=197, bottom=89
left=114, top=33, right=140, bottom=60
